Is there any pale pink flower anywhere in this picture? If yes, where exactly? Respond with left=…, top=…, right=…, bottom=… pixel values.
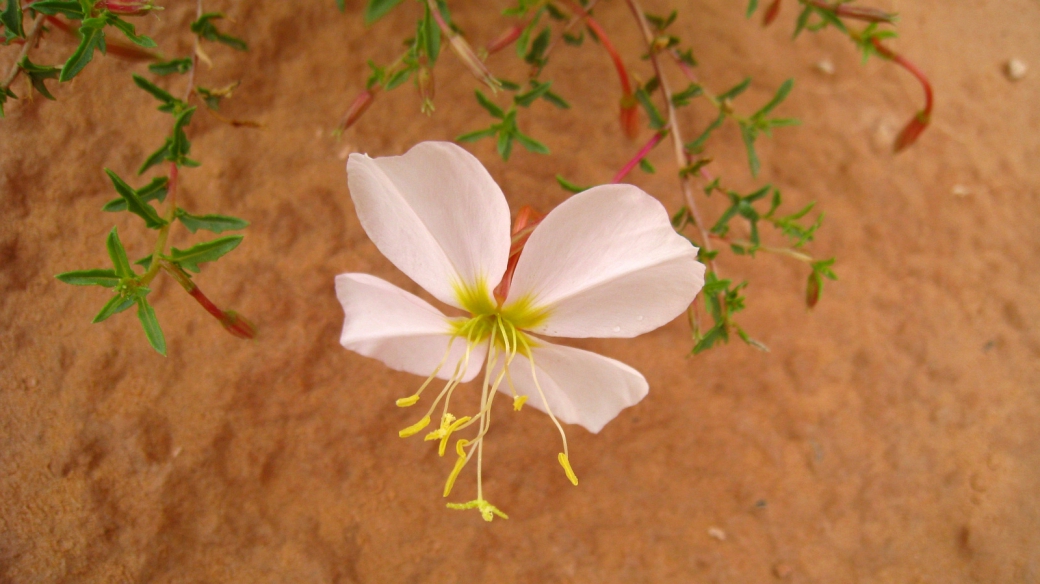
left=336, top=142, right=704, bottom=520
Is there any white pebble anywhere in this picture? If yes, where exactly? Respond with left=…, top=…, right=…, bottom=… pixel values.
left=815, top=59, right=835, bottom=75
left=708, top=526, right=727, bottom=541
left=1006, top=59, right=1027, bottom=81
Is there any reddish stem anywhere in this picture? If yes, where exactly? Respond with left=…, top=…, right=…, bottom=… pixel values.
left=160, top=260, right=256, bottom=339
left=485, top=24, right=522, bottom=55
left=871, top=39, right=933, bottom=152
left=493, top=206, right=544, bottom=303
left=612, top=130, right=666, bottom=183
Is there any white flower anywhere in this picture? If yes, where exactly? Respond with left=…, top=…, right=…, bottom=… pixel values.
left=336, top=142, right=705, bottom=521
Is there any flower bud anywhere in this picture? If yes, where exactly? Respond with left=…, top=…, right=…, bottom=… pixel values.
left=337, top=89, right=376, bottom=133
left=762, top=0, right=782, bottom=26
left=448, top=35, right=500, bottom=92
left=834, top=5, right=896, bottom=23
left=619, top=95, right=639, bottom=140
left=418, top=64, right=435, bottom=115
left=893, top=112, right=929, bottom=153
left=96, top=0, right=158, bottom=16
left=220, top=311, right=256, bottom=339
left=485, top=25, right=522, bottom=55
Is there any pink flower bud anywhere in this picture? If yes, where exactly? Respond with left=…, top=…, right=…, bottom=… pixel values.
left=893, top=112, right=929, bottom=153
left=486, top=25, right=522, bottom=55
left=96, top=0, right=156, bottom=16
left=337, top=89, right=376, bottom=133
left=449, top=35, right=500, bottom=91
left=763, top=0, right=782, bottom=26
left=221, top=311, right=257, bottom=340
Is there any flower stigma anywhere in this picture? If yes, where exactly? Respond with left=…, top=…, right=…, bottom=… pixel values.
left=391, top=279, right=579, bottom=522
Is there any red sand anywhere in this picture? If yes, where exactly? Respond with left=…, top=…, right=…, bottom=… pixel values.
left=2, top=1, right=1038, bottom=582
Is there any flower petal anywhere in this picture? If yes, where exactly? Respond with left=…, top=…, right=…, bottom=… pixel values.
left=495, top=340, right=648, bottom=434
left=346, top=142, right=511, bottom=309
left=335, top=273, right=486, bottom=382
left=505, top=184, right=704, bottom=338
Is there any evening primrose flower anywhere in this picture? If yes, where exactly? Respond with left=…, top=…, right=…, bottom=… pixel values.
left=336, top=142, right=704, bottom=521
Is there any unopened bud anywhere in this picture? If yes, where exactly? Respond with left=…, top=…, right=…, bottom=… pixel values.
left=449, top=35, right=501, bottom=92
left=337, top=89, right=376, bottom=133
left=806, top=273, right=820, bottom=308
left=762, top=0, right=782, bottom=26
left=834, top=5, right=896, bottom=23
left=893, top=111, right=929, bottom=153
left=96, top=0, right=158, bottom=16
left=221, top=310, right=256, bottom=339
left=104, top=40, right=160, bottom=62
left=619, top=96, right=639, bottom=140
left=486, top=25, right=522, bottom=55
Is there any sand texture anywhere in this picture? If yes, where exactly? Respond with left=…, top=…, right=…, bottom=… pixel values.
left=2, top=0, right=1039, bottom=582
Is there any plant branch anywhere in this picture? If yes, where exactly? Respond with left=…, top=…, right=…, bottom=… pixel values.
left=612, top=129, right=666, bottom=183
left=1, top=14, right=46, bottom=93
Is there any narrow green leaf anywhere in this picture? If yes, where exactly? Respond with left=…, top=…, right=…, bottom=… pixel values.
left=55, top=268, right=120, bottom=287
left=104, top=168, right=166, bottom=228
left=92, top=294, right=135, bottom=323
left=514, top=131, right=549, bottom=154
left=335, top=0, right=345, bottom=12
left=541, top=89, right=570, bottom=109
left=139, top=139, right=172, bottom=175
left=106, top=14, right=156, bottom=47
left=190, top=12, right=247, bottom=51
left=455, top=127, right=498, bottom=143
left=0, top=86, right=15, bottom=118
left=671, top=83, right=703, bottom=107
left=27, top=0, right=84, bottom=19
left=18, top=57, right=59, bottom=100
left=384, top=68, right=412, bottom=90
left=514, top=81, right=551, bottom=107
left=148, top=57, right=192, bottom=76
left=1, top=0, right=24, bottom=39
left=524, top=27, right=551, bottom=66
left=105, top=227, right=134, bottom=278
left=136, top=299, right=166, bottom=355
left=638, top=158, right=655, bottom=174
left=132, top=73, right=176, bottom=105
left=59, top=24, right=104, bottom=82
left=746, top=0, right=759, bottom=18
left=634, top=87, right=665, bottom=129
left=474, top=90, right=504, bottom=118
left=755, top=79, right=794, bottom=118
left=363, top=0, right=404, bottom=24
left=422, top=3, right=440, bottom=62
left=496, top=130, right=513, bottom=161
left=169, top=235, right=243, bottom=272
left=685, top=112, right=724, bottom=153
left=555, top=174, right=589, bottom=193
left=719, top=77, right=752, bottom=101
left=740, top=124, right=761, bottom=177
left=175, top=209, right=249, bottom=234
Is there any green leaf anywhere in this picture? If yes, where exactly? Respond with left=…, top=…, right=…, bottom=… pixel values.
left=685, top=112, right=724, bottom=153
left=148, top=57, right=192, bottom=76
left=541, top=89, right=570, bottom=109
left=384, top=68, right=412, bottom=90
left=671, top=83, right=703, bottom=107
left=422, top=2, right=440, bottom=62
left=514, top=131, right=549, bottom=154
left=138, top=139, right=172, bottom=175
left=101, top=176, right=168, bottom=212
left=92, top=294, right=135, bottom=323
left=106, top=227, right=134, bottom=278
left=755, top=79, right=794, bottom=118
left=562, top=31, right=583, bottom=46
left=474, top=89, right=504, bottom=118
left=169, top=235, right=243, bottom=272
left=719, top=77, right=752, bottom=101
left=335, top=0, right=345, bottom=12
left=136, top=298, right=166, bottom=355
left=455, top=127, right=498, bottom=143
left=555, top=174, right=589, bottom=193
left=169, top=107, right=197, bottom=166
left=634, top=86, right=665, bottom=130
left=739, top=123, right=761, bottom=177
left=0, top=86, right=15, bottom=118
left=190, top=12, right=247, bottom=51
left=514, top=81, right=551, bottom=107
left=27, top=0, right=84, bottom=19
left=106, top=14, right=156, bottom=47
left=524, top=27, right=551, bottom=67
left=363, top=0, right=404, bottom=24
left=132, top=73, right=176, bottom=105
left=1, top=0, right=24, bottom=40
left=59, top=24, right=104, bottom=82
left=746, top=0, right=758, bottom=18
left=18, top=57, right=59, bottom=100
left=638, top=158, right=655, bottom=174
left=55, top=268, right=120, bottom=287
left=496, top=130, right=513, bottom=161
left=104, top=168, right=167, bottom=228
left=175, top=209, right=249, bottom=234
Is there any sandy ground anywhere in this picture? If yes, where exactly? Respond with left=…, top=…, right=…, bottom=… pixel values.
left=1, top=0, right=1038, bottom=582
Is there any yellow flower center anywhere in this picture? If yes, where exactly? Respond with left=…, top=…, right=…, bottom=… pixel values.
left=389, top=279, right=578, bottom=521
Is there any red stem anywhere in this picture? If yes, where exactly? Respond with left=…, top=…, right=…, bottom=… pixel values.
left=612, top=130, right=665, bottom=183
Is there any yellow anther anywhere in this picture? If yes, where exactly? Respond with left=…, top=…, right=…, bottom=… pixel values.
left=446, top=499, right=508, bottom=522
left=395, top=395, right=420, bottom=407
left=558, top=453, right=578, bottom=486
left=437, top=416, right=471, bottom=456
left=443, top=439, right=471, bottom=497
left=512, top=395, right=528, bottom=411
left=398, top=416, right=431, bottom=438
left=424, top=413, right=456, bottom=442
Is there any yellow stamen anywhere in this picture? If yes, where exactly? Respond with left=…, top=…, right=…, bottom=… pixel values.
left=396, top=395, right=420, bottom=407
left=439, top=416, right=471, bottom=456
left=558, top=453, right=579, bottom=486
left=398, top=416, right=430, bottom=438
left=446, top=499, right=508, bottom=522
left=443, top=439, right=470, bottom=497
left=513, top=395, right=527, bottom=411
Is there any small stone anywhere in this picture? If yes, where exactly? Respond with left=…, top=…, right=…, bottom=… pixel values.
left=773, top=562, right=794, bottom=578
left=815, top=59, right=835, bottom=75
left=707, top=526, right=726, bottom=541
left=1005, top=59, right=1027, bottom=81
left=337, top=144, right=356, bottom=160
left=951, top=184, right=972, bottom=197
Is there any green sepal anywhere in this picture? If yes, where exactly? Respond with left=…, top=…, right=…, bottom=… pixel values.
left=18, top=56, right=59, bottom=100
left=136, top=298, right=166, bottom=355
left=190, top=12, right=247, bottom=51
left=363, top=0, right=404, bottom=24
left=169, top=235, right=243, bottom=272
left=92, top=294, right=135, bottom=323
left=55, top=268, right=120, bottom=287
left=105, top=227, right=134, bottom=278
left=383, top=68, right=411, bottom=91
left=148, top=57, right=192, bottom=76
left=26, top=0, right=84, bottom=19
left=106, top=13, right=156, bottom=47
left=59, top=23, right=105, bottom=82
left=102, top=176, right=168, bottom=212
left=104, top=168, right=167, bottom=228
left=1, top=0, right=24, bottom=41
left=175, top=209, right=249, bottom=234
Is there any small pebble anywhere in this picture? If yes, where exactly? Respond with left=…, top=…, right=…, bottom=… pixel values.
left=1005, top=59, right=1027, bottom=81
left=707, top=526, right=726, bottom=541
left=951, top=184, right=972, bottom=197
left=815, top=59, right=835, bottom=75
